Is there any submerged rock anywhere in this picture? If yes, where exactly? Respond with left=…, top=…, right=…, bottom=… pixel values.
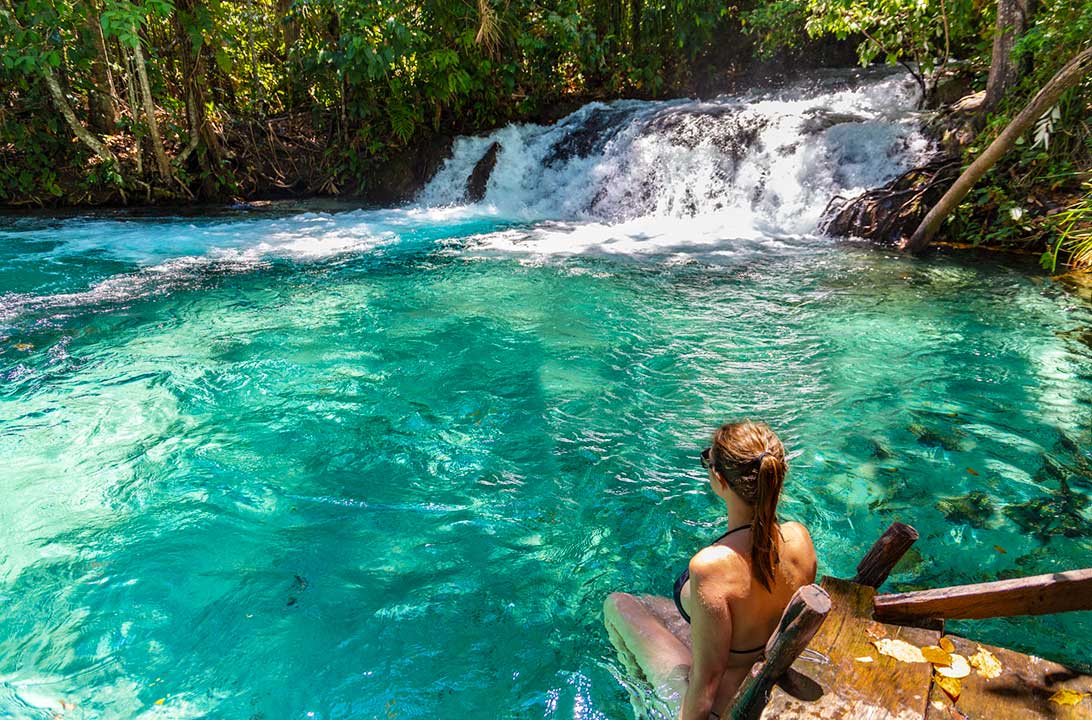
left=907, top=422, right=965, bottom=452
left=1003, top=478, right=1091, bottom=541
left=937, top=491, right=996, bottom=528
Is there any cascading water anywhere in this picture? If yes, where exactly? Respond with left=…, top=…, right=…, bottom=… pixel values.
left=419, top=69, right=930, bottom=248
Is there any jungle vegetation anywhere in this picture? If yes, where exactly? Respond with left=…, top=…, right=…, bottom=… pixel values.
left=0, top=0, right=1090, bottom=267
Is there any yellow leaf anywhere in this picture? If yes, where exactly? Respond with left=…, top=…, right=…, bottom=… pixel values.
left=855, top=656, right=874, bottom=663
left=873, top=638, right=927, bottom=663
left=154, top=698, right=165, bottom=705
left=922, top=646, right=952, bottom=666
left=14, top=343, right=33, bottom=351
left=968, top=646, right=1003, bottom=679
left=939, top=636, right=955, bottom=653
left=935, top=654, right=971, bottom=679
left=934, top=673, right=962, bottom=701
left=1049, top=689, right=1089, bottom=706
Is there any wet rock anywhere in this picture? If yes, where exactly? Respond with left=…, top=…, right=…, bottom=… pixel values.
left=937, top=491, right=996, bottom=528
left=907, top=423, right=965, bottom=452
left=466, top=141, right=500, bottom=203
left=800, top=109, right=867, bottom=134
left=543, top=106, right=636, bottom=166
left=1003, top=479, right=1091, bottom=541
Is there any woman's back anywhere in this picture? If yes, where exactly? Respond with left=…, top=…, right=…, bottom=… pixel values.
left=694, top=520, right=816, bottom=659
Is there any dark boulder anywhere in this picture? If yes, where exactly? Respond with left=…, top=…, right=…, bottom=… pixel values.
left=466, top=141, right=500, bottom=202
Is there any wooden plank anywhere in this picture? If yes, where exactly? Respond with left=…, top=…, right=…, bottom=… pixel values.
left=761, top=577, right=939, bottom=720
left=924, top=633, right=1092, bottom=719
left=854, top=522, right=920, bottom=589
left=728, top=584, right=832, bottom=720
left=874, top=568, right=1092, bottom=622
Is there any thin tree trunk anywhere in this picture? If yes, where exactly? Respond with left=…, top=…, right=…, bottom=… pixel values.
left=42, top=68, right=119, bottom=168
left=983, top=0, right=1031, bottom=113
left=87, top=5, right=119, bottom=133
left=131, top=32, right=172, bottom=179
left=123, top=45, right=144, bottom=177
left=902, top=45, right=1092, bottom=254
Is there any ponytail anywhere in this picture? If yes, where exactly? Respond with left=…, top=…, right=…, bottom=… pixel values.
left=750, top=453, right=784, bottom=591
left=709, top=421, right=788, bottom=592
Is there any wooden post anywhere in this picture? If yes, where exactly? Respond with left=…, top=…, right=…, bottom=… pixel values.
left=853, top=522, right=919, bottom=589
left=725, top=584, right=832, bottom=720
left=874, top=568, right=1092, bottom=622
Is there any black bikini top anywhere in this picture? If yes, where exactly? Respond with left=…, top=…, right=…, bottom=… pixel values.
left=671, top=524, right=766, bottom=654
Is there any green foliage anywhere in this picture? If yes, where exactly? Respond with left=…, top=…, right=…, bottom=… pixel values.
left=1043, top=185, right=1092, bottom=271
left=804, top=0, right=979, bottom=95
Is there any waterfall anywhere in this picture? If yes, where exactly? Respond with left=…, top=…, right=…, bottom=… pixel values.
left=418, top=69, right=931, bottom=238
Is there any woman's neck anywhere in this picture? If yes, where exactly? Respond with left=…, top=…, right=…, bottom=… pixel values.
left=726, top=495, right=755, bottom=531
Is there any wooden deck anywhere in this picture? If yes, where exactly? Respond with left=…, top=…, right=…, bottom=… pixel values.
left=760, top=577, right=1092, bottom=719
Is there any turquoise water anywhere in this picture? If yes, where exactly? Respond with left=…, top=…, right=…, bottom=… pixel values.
left=2, top=205, right=1092, bottom=719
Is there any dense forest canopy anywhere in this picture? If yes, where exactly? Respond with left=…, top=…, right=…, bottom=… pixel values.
left=0, top=0, right=1090, bottom=265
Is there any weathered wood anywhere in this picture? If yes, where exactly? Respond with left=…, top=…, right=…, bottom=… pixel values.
left=726, top=584, right=832, bottom=720
left=761, top=577, right=941, bottom=720
left=925, top=634, right=1092, bottom=719
left=874, top=568, right=1092, bottom=622
left=854, top=522, right=920, bottom=589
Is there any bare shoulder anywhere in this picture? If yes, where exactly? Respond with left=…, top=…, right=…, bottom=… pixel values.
left=779, top=521, right=818, bottom=582
left=780, top=521, right=814, bottom=547
left=689, top=545, right=749, bottom=596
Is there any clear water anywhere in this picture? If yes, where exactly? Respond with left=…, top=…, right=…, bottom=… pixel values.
left=3, top=73, right=1092, bottom=720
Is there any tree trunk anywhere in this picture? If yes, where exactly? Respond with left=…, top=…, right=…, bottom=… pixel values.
left=173, top=0, right=225, bottom=196
left=983, top=0, right=1031, bottom=113
left=902, top=45, right=1092, bottom=254
left=86, top=6, right=119, bottom=133
left=131, top=32, right=172, bottom=179
left=629, top=0, right=641, bottom=53
left=42, top=68, right=119, bottom=168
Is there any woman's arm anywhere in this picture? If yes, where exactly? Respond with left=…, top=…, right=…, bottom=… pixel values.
left=679, top=550, right=739, bottom=720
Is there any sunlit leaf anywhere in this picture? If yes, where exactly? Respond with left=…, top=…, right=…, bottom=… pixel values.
left=922, top=646, right=952, bottom=666
left=1049, top=689, right=1089, bottom=706
left=935, top=654, right=971, bottom=679
left=934, top=673, right=961, bottom=701
left=968, top=646, right=1003, bottom=679
left=873, top=638, right=927, bottom=663
left=938, top=636, right=956, bottom=653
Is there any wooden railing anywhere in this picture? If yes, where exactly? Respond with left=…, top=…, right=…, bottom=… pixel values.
left=874, top=567, right=1092, bottom=622
left=723, top=584, right=831, bottom=720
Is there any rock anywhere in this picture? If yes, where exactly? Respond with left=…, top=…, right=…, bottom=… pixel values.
left=466, top=141, right=499, bottom=203
left=937, top=491, right=996, bottom=528
left=907, top=422, right=965, bottom=452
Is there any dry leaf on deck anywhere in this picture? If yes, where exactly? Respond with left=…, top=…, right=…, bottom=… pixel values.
left=922, top=645, right=953, bottom=666
left=873, top=638, right=927, bottom=663
left=934, top=673, right=962, bottom=701
left=935, top=654, right=971, bottom=679
left=855, top=656, right=874, bottom=663
left=1049, top=689, right=1089, bottom=706
left=865, top=621, right=887, bottom=640
left=968, top=646, right=1002, bottom=679
left=939, top=636, right=955, bottom=653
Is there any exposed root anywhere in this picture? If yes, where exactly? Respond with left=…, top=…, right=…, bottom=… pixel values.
left=821, top=156, right=960, bottom=245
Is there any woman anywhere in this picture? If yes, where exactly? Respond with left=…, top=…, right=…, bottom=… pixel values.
left=604, top=421, right=817, bottom=720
